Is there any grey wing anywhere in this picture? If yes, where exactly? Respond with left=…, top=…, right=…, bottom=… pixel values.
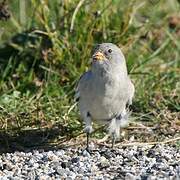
left=74, top=71, right=92, bottom=102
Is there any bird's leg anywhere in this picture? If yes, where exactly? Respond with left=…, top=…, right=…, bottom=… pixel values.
left=86, top=132, right=90, bottom=151
left=111, top=132, right=116, bottom=149
left=83, top=112, right=93, bottom=151
left=109, top=115, right=122, bottom=149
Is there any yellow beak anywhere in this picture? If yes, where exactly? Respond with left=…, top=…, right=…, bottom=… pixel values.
left=93, top=52, right=105, bottom=61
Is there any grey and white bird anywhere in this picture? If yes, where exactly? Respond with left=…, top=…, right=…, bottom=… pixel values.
left=75, top=43, right=135, bottom=149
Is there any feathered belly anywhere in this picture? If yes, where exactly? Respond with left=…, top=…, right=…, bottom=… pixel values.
left=88, top=85, right=125, bottom=121
left=90, top=101, right=116, bottom=120
left=80, top=73, right=127, bottom=121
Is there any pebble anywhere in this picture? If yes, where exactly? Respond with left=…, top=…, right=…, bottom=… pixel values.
left=0, top=144, right=179, bottom=179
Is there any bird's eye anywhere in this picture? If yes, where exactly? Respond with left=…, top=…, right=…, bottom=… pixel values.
left=108, top=49, right=112, bottom=53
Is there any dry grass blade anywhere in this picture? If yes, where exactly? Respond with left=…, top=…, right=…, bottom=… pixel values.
left=70, top=0, right=86, bottom=32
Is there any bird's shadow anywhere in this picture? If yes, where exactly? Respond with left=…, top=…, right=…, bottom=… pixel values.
left=0, top=123, right=77, bottom=154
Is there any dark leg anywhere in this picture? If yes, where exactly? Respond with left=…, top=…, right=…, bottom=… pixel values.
left=84, top=112, right=92, bottom=152
left=86, top=132, right=90, bottom=151
left=111, top=132, right=116, bottom=148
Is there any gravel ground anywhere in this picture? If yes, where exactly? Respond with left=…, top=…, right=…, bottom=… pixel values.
left=0, top=144, right=179, bottom=180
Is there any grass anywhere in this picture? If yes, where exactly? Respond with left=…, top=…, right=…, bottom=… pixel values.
left=0, top=0, right=179, bottom=150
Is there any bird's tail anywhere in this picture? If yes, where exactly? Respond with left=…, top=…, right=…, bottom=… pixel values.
left=108, top=109, right=131, bottom=138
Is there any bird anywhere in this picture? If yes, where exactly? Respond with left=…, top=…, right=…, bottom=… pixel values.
left=75, top=43, right=135, bottom=150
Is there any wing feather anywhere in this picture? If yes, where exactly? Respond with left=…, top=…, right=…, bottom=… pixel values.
left=74, top=71, right=92, bottom=102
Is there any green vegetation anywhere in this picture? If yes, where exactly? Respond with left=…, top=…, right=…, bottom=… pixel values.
left=0, top=0, right=179, bottom=150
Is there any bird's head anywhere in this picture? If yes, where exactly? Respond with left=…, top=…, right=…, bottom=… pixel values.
left=91, top=43, right=127, bottom=74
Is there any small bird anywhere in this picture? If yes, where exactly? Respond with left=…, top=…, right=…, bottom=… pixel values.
left=75, top=43, right=135, bottom=149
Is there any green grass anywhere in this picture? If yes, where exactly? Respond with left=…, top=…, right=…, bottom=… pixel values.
left=0, top=0, right=179, bottom=149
